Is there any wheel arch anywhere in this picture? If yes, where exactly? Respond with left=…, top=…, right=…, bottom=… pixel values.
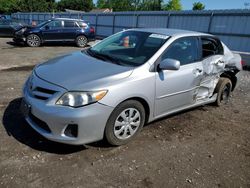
left=118, top=97, right=150, bottom=124
left=220, top=71, right=237, bottom=91
left=76, top=33, right=88, bottom=40
left=26, top=33, right=42, bottom=46
left=26, top=32, right=42, bottom=39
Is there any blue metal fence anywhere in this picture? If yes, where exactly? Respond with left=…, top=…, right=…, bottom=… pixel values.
left=11, top=10, right=250, bottom=53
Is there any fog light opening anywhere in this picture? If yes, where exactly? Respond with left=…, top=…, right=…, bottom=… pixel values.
left=64, top=124, right=78, bottom=138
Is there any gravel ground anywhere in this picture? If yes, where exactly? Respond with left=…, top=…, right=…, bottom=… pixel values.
left=0, top=38, right=250, bottom=188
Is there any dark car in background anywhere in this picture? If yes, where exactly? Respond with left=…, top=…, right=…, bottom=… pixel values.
left=0, top=19, right=26, bottom=37
left=0, top=15, right=7, bottom=19
left=14, top=18, right=95, bottom=47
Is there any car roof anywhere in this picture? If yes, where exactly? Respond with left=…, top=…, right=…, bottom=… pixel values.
left=52, top=18, right=84, bottom=22
left=130, top=28, right=213, bottom=38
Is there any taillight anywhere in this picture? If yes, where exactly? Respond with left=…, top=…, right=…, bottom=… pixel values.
left=90, top=27, right=95, bottom=33
left=241, top=60, right=246, bottom=66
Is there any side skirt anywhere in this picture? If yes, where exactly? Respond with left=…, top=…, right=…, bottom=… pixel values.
left=150, top=94, right=217, bottom=123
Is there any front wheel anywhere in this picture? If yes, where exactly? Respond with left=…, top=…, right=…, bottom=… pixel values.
left=76, top=35, right=88, bottom=47
left=26, top=34, right=41, bottom=47
left=105, top=100, right=146, bottom=146
left=214, top=78, right=232, bottom=106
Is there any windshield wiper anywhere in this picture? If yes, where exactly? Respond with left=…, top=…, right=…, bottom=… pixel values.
left=86, top=49, right=124, bottom=65
left=86, top=48, right=105, bottom=61
left=98, top=53, right=124, bottom=65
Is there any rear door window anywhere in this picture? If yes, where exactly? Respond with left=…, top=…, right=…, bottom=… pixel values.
left=64, top=21, right=78, bottom=28
left=77, top=21, right=88, bottom=28
left=201, top=37, right=224, bottom=59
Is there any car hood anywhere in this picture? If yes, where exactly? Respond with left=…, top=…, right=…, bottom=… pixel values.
left=14, top=24, right=30, bottom=30
left=35, top=51, right=134, bottom=90
left=13, top=25, right=25, bottom=31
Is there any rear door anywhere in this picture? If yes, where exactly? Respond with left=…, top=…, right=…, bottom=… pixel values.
left=41, top=20, right=63, bottom=41
left=60, top=20, right=79, bottom=41
left=154, top=36, right=204, bottom=116
left=196, top=37, right=225, bottom=100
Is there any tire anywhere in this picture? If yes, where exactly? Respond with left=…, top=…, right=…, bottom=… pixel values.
left=214, top=77, right=232, bottom=106
left=76, top=35, right=88, bottom=47
left=26, top=34, right=41, bottom=47
left=105, top=100, right=146, bottom=146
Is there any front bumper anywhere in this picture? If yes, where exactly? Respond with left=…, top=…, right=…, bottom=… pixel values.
left=21, top=75, right=114, bottom=145
left=13, top=33, right=26, bottom=43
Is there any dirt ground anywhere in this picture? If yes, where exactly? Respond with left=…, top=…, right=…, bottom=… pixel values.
left=0, top=38, right=250, bottom=188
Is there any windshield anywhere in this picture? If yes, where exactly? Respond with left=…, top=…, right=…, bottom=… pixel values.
left=88, top=30, right=169, bottom=67
left=37, top=20, right=50, bottom=27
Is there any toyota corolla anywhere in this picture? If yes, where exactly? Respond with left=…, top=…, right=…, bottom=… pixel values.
left=21, top=28, right=242, bottom=146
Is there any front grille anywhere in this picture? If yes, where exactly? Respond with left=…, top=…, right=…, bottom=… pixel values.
left=29, top=113, right=51, bottom=133
left=35, top=87, right=57, bottom=95
left=33, top=95, right=48, bottom=100
left=31, top=86, right=57, bottom=100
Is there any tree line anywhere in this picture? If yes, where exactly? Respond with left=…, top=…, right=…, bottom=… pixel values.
left=0, top=0, right=205, bottom=14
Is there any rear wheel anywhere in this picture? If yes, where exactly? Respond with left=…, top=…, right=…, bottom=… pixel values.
left=105, top=100, right=145, bottom=146
left=76, top=35, right=88, bottom=47
left=26, top=34, right=41, bottom=47
left=214, top=78, right=232, bottom=106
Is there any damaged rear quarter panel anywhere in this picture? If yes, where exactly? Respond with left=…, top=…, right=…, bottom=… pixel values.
left=197, top=42, right=241, bottom=100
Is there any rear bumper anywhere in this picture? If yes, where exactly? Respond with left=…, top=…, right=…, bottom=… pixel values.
left=85, top=31, right=95, bottom=42
left=87, top=35, right=95, bottom=42
left=234, top=72, right=241, bottom=90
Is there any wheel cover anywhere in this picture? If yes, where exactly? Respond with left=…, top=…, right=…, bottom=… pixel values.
left=78, top=36, right=87, bottom=46
left=114, top=108, right=141, bottom=140
left=220, top=83, right=230, bottom=104
left=27, top=35, right=39, bottom=46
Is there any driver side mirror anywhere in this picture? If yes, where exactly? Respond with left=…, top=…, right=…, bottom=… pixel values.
left=158, top=58, right=180, bottom=71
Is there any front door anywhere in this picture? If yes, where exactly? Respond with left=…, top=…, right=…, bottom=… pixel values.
left=155, top=37, right=203, bottom=117
left=41, top=20, right=63, bottom=41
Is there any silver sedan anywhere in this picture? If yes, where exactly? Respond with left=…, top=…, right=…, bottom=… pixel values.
left=21, top=28, right=242, bottom=146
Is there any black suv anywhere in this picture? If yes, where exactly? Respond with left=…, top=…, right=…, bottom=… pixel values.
left=14, top=18, right=95, bottom=47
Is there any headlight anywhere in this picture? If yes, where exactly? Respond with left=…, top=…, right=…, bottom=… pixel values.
left=16, top=27, right=26, bottom=34
left=56, top=90, right=108, bottom=107
left=21, top=28, right=26, bottom=33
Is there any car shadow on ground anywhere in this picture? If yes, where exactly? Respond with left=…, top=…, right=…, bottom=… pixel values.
left=2, top=98, right=213, bottom=154
left=0, top=41, right=25, bottom=49
left=2, top=98, right=87, bottom=154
